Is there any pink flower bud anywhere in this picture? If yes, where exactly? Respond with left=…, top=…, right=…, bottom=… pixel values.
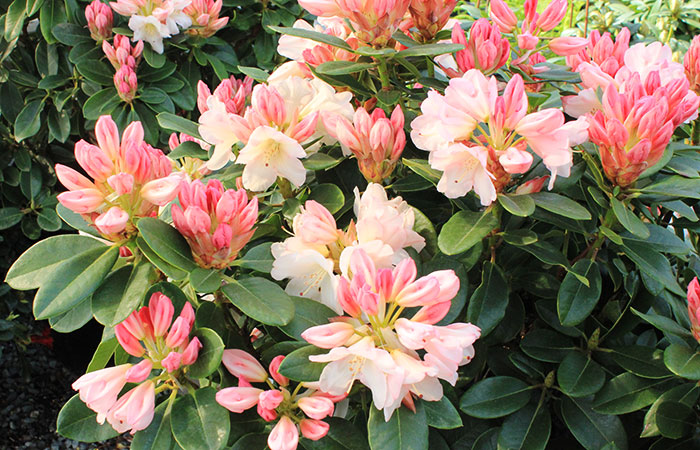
left=94, top=206, right=129, bottom=236
left=161, top=351, right=183, bottom=372
left=267, top=416, right=299, bottom=450
left=114, top=65, right=137, bottom=103
left=269, top=355, right=289, bottom=386
left=72, top=364, right=130, bottom=422
left=499, top=147, right=533, bottom=174
left=55, top=164, right=94, bottom=191
left=685, top=35, right=700, bottom=95
left=216, top=387, right=263, bottom=413
left=115, top=322, right=146, bottom=357
left=489, top=0, right=517, bottom=32
left=411, top=301, right=452, bottom=325
left=75, top=140, right=113, bottom=180
left=141, top=175, right=182, bottom=206
left=408, top=0, right=457, bottom=39
left=105, top=380, right=156, bottom=434
left=301, top=322, right=355, bottom=349
left=300, top=419, right=329, bottom=441
left=181, top=337, right=202, bottom=365
left=57, top=189, right=104, bottom=214
left=148, top=293, right=174, bottom=337
left=297, top=396, right=334, bottom=420
left=258, top=389, right=284, bottom=410
left=107, top=172, right=134, bottom=195
left=95, top=115, right=121, bottom=159
left=293, top=200, right=339, bottom=245
left=125, top=359, right=152, bottom=383
left=179, top=301, right=196, bottom=327
left=517, top=32, right=540, bottom=51
left=537, top=0, right=567, bottom=31
left=221, top=349, right=268, bottom=382
left=688, top=277, right=700, bottom=342
left=165, top=317, right=190, bottom=349
left=515, top=176, right=549, bottom=194
left=258, top=403, right=279, bottom=422
left=85, top=0, right=113, bottom=42
left=549, top=36, right=589, bottom=56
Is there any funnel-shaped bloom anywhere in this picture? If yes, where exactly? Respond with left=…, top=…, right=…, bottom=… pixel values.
left=171, top=179, right=257, bottom=268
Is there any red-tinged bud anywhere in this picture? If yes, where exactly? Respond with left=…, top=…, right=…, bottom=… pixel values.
left=181, top=337, right=202, bottom=365
left=489, top=0, right=517, bottom=33
left=216, top=387, right=263, bottom=413
left=85, top=0, right=113, bottom=42
left=161, top=351, right=182, bottom=372
left=222, top=349, right=268, bottom=382
left=300, top=419, right=329, bottom=441
left=298, top=396, right=334, bottom=420
left=94, top=206, right=129, bottom=235
left=269, top=355, right=289, bottom=386
left=125, top=359, right=152, bottom=383
left=114, top=322, right=146, bottom=357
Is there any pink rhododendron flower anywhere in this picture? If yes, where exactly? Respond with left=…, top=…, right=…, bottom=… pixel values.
left=687, top=278, right=700, bottom=343
left=306, top=249, right=480, bottom=420
left=197, top=76, right=253, bottom=117
left=55, top=115, right=178, bottom=240
left=322, top=105, right=406, bottom=182
left=171, top=178, right=258, bottom=268
left=438, top=19, right=509, bottom=78
left=183, top=0, right=228, bottom=38
left=684, top=35, right=700, bottom=95
left=72, top=364, right=131, bottom=423
left=110, top=0, right=191, bottom=53
left=86, top=0, right=114, bottom=42
left=408, top=0, right=456, bottom=40
left=277, top=18, right=359, bottom=67
left=105, top=380, right=156, bottom=433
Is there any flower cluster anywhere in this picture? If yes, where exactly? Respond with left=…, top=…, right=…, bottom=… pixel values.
left=490, top=0, right=567, bottom=56
left=437, top=19, right=510, bottom=77
left=322, top=105, right=406, bottom=182
left=684, top=35, right=700, bottom=96
left=55, top=115, right=181, bottom=240
left=110, top=0, right=192, bottom=53
left=278, top=18, right=359, bottom=68
left=86, top=0, right=113, bottom=42
left=102, top=34, right=143, bottom=103
left=73, top=293, right=201, bottom=433
left=407, top=0, right=456, bottom=40
left=565, top=31, right=700, bottom=186
left=198, top=72, right=352, bottom=190
left=410, top=69, right=588, bottom=204
left=171, top=179, right=258, bottom=269
left=216, top=350, right=345, bottom=450
left=271, top=183, right=424, bottom=313
left=303, top=249, right=480, bottom=420
left=183, top=0, right=229, bottom=38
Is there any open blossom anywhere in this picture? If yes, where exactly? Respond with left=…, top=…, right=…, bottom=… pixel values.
left=171, top=178, right=258, bottom=269
left=438, top=19, right=509, bottom=78
left=55, top=115, right=180, bottom=240
left=73, top=293, right=200, bottom=434
left=299, top=0, right=410, bottom=47
left=86, top=0, right=113, bottom=42
left=687, top=278, right=700, bottom=343
left=277, top=18, right=359, bottom=67
left=408, top=0, right=456, bottom=40
left=183, top=0, right=228, bottom=38
left=110, top=0, right=192, bottom=53
left=216, top=352, right=344, bottom=450
left=271, top=184, right=425, bottom=313
left=410, top=70, right=587, bottom=203
left=684, top=35, right=700, bottom=95
left=322, top=105, right=406, bottom=183
left=198, top=75, right=352, bottom=190
left=304, top=249, right=480, bottom=420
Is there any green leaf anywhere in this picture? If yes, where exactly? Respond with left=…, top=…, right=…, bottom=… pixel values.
left=277, top=345, right=327, bottom=382
left=531, top=192, right=591, bottom=220
left=281, top=296, right=337, bottom=341
left=168, top=141, right=208, bottom=160
left=136, top=237, right=188, bottom=281
left=56, top=395, right=120, bottom=442
left=49, top=295, right=93, bottom=333
left=663, top=344, right=700, bottom=379
left=221, top=277, right=294, bottom=326
left=40, top=0, right=67, bottom=43
left=19, top=164, right=42, bottom=200
left=367, top=403, right=428, bottom=450
left=137, top=217, right=197, bottom=271
left=498, top=194, right=535, bottom=217
left=301, top=417, right=370, bottom=450
left=397, top=43, right=464, bottom=57
left=237, top=66, right=269, bottom=82
left=459, top=376, right=532, bottom=419
left=187, top=328, right=225, bottom=378
left=402, top=158, right=440, bottom=184
left=233, top=242, right=273, bottom=273
left=622, top=242, right=684, bottom=296
left=631, top=308, right=693, bottom=338
left=303, top=152, right=344, bottom=171
left=557, top=351, right=606, bottom=398
left=171, top=387, right=230, bottom=450
left=56, top=204, right=99, bottom=236
left=639, top=176, right=700, bottom=200
left=316, top=61, right=375, bottom=75
left=189, top=268, right=222, bottom=293
left=308, top=183, right=345, bottom=214
left=82, top=88, right=121, bottom=120
left=14, top=100, right=44, bottom=142
left=156, top=112, right=203, bottom=140
left=132, top=402, right=179, bottom=450
left=51, top=22, right=91, bottom=45
left=467, top=261, right=508, bottom=336
left=140, top=87, right=169, bottom=104
left=0, top=207, right=24, bottom=230
left=642, top=383, right=699, bottom=438
left=497, top=403, right=551, bottom=450
left=619, top=223, right=689, bottom=255
left=86, top=337, right=119, bottom=373
left=438, top=210, right=498, bottom=256
left=610, top=346, right=671, bottom=379
left=655, top=402, right=694, bottom=439
left=268, top=26, right=352, bottom=51
left=502, top=229, right=538, bottom=246
left=33, top=246, right=119, bottom=319
left=422, top=397, right=462, bottom=430
left=610, top=198, right=649, bottom=238
left=520, top=329, right=575, bottom=363
left=76, top=60, right=114, bottom=85
left=4, top=0, right=26, bottom=41
left=92, top=261, right=156, bottom=326
left=560, top=397, right=627, bottom=450
left=557, top=260, right=601, bottom=326
left=231, top=433, right=268, bottom=450
left=592, top=373, right=668, bottom=414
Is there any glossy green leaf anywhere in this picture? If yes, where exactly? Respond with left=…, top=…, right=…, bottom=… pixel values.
left=367, top=402, right=428, bottom=450
left=592, top=373, right=668, bottom=414
left=467, top=261, right=508, bottom=336
left=86, top=337, right=119, bottom=373
left=438, top=210, right=498, bottom=256
left=642, top=383, right=699, bottom=438
left=397, top=43, right=464, bottom=57
left=136, top=237, right=188, bottom=281
left=280, top=296, right=336, bottom=341
left=51, top=23, right=91, bottom=45
left=137, top=217, right=197, bottom=271
left=171, top=387, right=229, bottom=450
left=498, top=194, right=535, bottom=217
left=557, top=351, right=606, bottom=398
left=422, top=397, right=462, bottom=430
left=655, top=402, right=694, bottom=439
left=303, top=152, right=344, bottom=171
left=531, top=192, right=591, bottom=220
left=187, top=328, right=225, bottom=378
left=459, top=376, right=532, bottom=419
left=189, top=268, right=222, bottom=293
left=663, top=344, right=700, bottom=379
left=631, top=308, right=693, bottom=338
left=301, top=417, right=370, bottom=450
left=622, top=242, right=684, bottom=296
left=316, top=61, right=375, bottom=75
left=497, top=403, right=551, bottom=450
left=49, top=295, right=93, bottom=333
left=268, top=26, right=353, bottom=50
left=168, top=141, right=208, bottom=160
left=233, top=242, right=273, bottom=273
left=561, top=397, right=627, bottom=450
left=0, top=207, right=24, bottom=230
left=308, top=183, right=345, bottom=214
left=156, top=112, right=202, bottom=140
left=277, top=345, right=327, bottom=382
left=520, top=329, right=575, bottom=363
left=557, top=259, right=601, bottom=326
left=611, top=198, right=649, bottom=238
left=132, top=402, right=179, bottom=450
left=221, top=277, right=294, bottom=326
left=14, top=100, right=44, bottom=142
left=92, top=261, right=156, bottom=326
left=610, top=346, right=671, bottom=379
left=34, top=246, right=119, bottom=319
left=55, top=395, right=119, bottom=442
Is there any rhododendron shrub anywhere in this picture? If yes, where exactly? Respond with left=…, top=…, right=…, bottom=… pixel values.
left=5, top=0, right=700, bottom=448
